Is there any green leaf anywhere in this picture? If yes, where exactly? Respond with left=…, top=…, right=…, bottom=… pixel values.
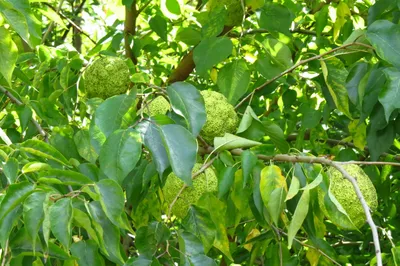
left=87, top=201, right=126, bottom=265
left=15, top=105, right=32, bottom=133
left=21, top=162, right=51, bottom=174
left=0, top=181, right=34, bottom=222
left=0, top=26, right=18, bottom=86
left=285, top=176, right=300, bottom=201
left=23, top=192, right=47, bottom=251
left=0, top=1, right=29, bottom=45
left=94, top=94, right=136, bottom=137
left=167, top=82, right=206, bottom=136
left=74, top=129, right=98, bottom=163
left=149, top=15, right=168, bottom=41
left=367, top=122, right=395, bottom=161
left=217, top=166, right=236, bottom=198
left=379, top=68, right=400, bottom=122
left=257, top=3, right=293, bottom=35
left=287, top=189, right=310, bottom=248
left=241, top=150, right=257, bottom=188
left=320, top=58, right=351, bottom=118
left=49, top=198, right=73, bottom=249
left=38, top=6, right=67, bottom=29
left=70, top=240, right=105, bottom=266
left=260, top=165, right=287, bottom=225
left=193, top=37, right=233, bottom=77
left=176, top=26, right=202, bottom=46
left=38, top=169, right=94, bottom=186
left=214, top=133, right=261, bottom=151
left=0, top=205, right=22, bottom=248
left=217, top=60, right=250, bottom=105
left=72, top=208, right=101, bottom=247
left=20, top=139, right=70, bottom=166
left=161, top=0, right=181, bottom=19
left=236, top=106, right=265, bottom=141
left=95, top=179, right=126, bottom=229
left=201, top=6, right=226, bottom=38
left=159, top=124, right=197, bottom=186
left=315, top=5, right=328, bottom=37
left=99, top=128, right=142, bottom=185
left=392, top=246, right=400, bottom=266
left=346, top=62, right=369, bottom=106
left=264, top=122, right=290, bottom=153
left=4, top=157, right=18, bottom=184
left=367, top=20, right=400, bottom=68
left=189, top=254, right=218, bottom=266
left=178, top=231, right=204, bottom=260
left=136, top=221, right=170, bottom=258
left=183, top=205, right=216, bottom=253
left=361, top=67, right=386, bottom=121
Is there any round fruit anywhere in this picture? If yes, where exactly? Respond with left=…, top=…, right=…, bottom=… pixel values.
left=144, top=96, right=170, bottom=116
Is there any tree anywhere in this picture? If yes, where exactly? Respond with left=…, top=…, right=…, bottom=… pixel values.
left=0, top=0, right=399, bottom=265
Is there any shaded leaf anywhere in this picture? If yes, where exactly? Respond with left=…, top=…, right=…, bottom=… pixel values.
left=379, top=68, right=400, bottom=122
left=0, top=181, right=34, bottom=222
left=288, top=189, right=310, bottom=248
left=23, top=192, right=47, bottom=251
left=70, top=240, right=105, bottom=266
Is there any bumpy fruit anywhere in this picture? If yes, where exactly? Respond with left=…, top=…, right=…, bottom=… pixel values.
left=144, top=96, right=170, bottom=116
left=318, top=164, right=378, bottom=230
left=84, top=56, right=131, bottom=99
left=200, top=90, right=239, bottom=143
left=163, top=163, right=218, bottom=219
left=207, top=0, right=243, bottom=26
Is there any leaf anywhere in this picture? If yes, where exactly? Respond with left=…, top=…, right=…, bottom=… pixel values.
left=217, top=166, right=236, bottom=198
left=193, top=37, right=233, bottom=77
left=99, top=128, right=142, bottom=185
left=260, top=38, right=293, bottom=70
left=285, top=176, right=300, bottom=201
left=346, top=62, right=369, bottom=106
left=95, top=179, right=125, bottom=228
left=379, top=68, right=400, bottom=122
left=70, top=240, right=105, bottom=266
left=320, top=58, right=351, bottom=118
left=74, top=129, right=98, bottom=163
left=0, top=206, right=22, bottom=248
left=217, top=60, right=250, bottom=105
left=264, top=122, right=290, bottom=153
left=167, top=82, right=207, bottom=136
left=38, top=169, right=94, bottom=186
left=256, top=3, right=293, bottom=35
left=72, top=208, right=101, bottom=246
left=241, top=150, right=257, bottom=188
left=361, top=67, right=386, bottom=121
left=237, top=106, right=266, bottom=141
left=287, top=189, right=310, bottom=248
left=20, top=139, right=70, bottom=166
left=94, top=94, right=136, bottom=138
left=161, top=0, right=181, bottom=19
left=15, top=105, right=32, bottom=133
left=4, top=157, right=18, bottom=184
left=0, top=1, right=30, bottom=45
left=159, top=124, right=197, bottom=186
left=367, top=20, right=400, bottom=68
left=214, top=133, right=261, bottom=151
left=87, top=201, right=126, bottom=265
left=149, top=15, right=168, bottom=41
left=392, top=246, right=400, bottom=266
left=21, top=162, right=51, bottom=173
left=135, top=221, right=170, bottom=258
left=178, top=231, right=204, bottom=260
left=260, top=165, right=287, bottom=225
left=0, top=26, right=18, bottom=86
left=367, top=122, right=395, bottom=161
left=176, top=26, right=202, bottom=46
left=141, top=121, right=170, bottom=176
left=348, top=119, right=367, bottom=150
left=189, top=254, right=218, bottom=266
left=201, top=6, right=226, bottom=38
left=23, top=192, right=47, bottom=251
left=0, top=181, right=34, bottom=222
left=49, top=198, right=73, bottom=249
left=38, top=6, right=67, bottom=29
left=183, top=205, right=216, bottom=253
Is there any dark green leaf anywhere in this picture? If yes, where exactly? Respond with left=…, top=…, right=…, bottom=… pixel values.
left=237, top=106, right=265, bottom=141
left=367, top=122, right=395, bottom=160
left=217, top=166, right=236, bottom=198
left=20, top=139, right=70, bottom=166
left=241, top=150, right=257, bottom=188
left=149, top=15, right=168, bottom=41
left=15, top=105, right=32, bottom=132
left=257, top=3, right=293, bottom=35
left=379, top=68, right=400, bottom=122
left=201, top=6, right=226, bottom=38
left=193, top=37, right=233, bottom=76
left=136, top=221, right=170, bottom=258
left=95, top=179, right=125, bottom=228
left=167, top=82, right=206, bottom=136
left=189, top=254, right=218, bottom=266
left=99, top=128, right=142, bottom=185
left=217, top=60, right=250, bottom=105
left=74, top=129, right=98, bottom=163
left=23, top=192, right=47, bottom=251
left=70, top=240, right=105, bottom=266
left=178, top=231, right=204, bottom=260
left=0, top=181, right=34, bottom=222
left=159, top=124, right=197, bottom=186
left=49, top=198, right=73, bottom=249
left=0, top=205, right=22, bottom=248
left=38, top=169, right=94, bottom=186
left=4, top=157, right=18, bottom=184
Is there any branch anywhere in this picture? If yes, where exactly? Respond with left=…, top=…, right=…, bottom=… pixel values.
left=0, top=86, right=48, bottom=142
left=124, top=1, right=138, bottom=65
left=198, top=146, right=382, bottom=266
left=137, top=0, right=151, bottom=14
left=42, top=0, right=66, bottom=43
left=234, top=42, right=374, bottom=109
left=229, top=28, right=328, bottom=37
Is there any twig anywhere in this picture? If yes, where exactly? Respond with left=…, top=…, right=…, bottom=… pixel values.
left=137, top=0, right=151, bottom=14
left=235, top=42, right=374, bottom=109
left=167, top=157, right=218, bottom=220
left=337, top=161, right=400, bottom=167
left=1, top=239, right=8, bottom=266
left=0, top=86, right=48, bottom=142
left=124, top=1, right=138, bottom=65
left=42, top=0, right=66, bottom=43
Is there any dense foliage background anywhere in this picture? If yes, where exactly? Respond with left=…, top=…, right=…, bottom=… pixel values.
left=0, top=0, right=400, bottom=265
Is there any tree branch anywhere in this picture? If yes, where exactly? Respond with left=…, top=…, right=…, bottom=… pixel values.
left=0, top=86, right=48, bottom=142
left=235, top=42, right=374, bottom=109
left=124, top=1, right=138, bottom=65
left=42, top=0, right=66, bottom=43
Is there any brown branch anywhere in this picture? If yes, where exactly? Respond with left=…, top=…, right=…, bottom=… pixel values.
left=234, top=42, right=374, bottom=109
left=124, top=1, right=138, bottom=65
left=0, top=86, right=48, bottom=142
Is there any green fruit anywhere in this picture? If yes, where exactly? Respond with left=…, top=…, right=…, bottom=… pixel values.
left=200, top=90, right=239, bottom=143
left=84, top=56, right=131, bottom=99
left=207, top=0, right=244, bottom=26
left=163, top=163, right=218, bottom=219
left=318, top=164, right=378, bottom=230
left=144, top=96, right=170, bottom=116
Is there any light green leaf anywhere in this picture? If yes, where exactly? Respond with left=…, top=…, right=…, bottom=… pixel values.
left=38, top=169, right=94, bottom=186
left=0, top=26, right=18, bottom=86
left=285, top=176, right=300, bottom=201
left=72, top=208, right=101, bottom=247
left=0, top=1, right=29, bottom=46
left=287, top=189, right=310, bottom=248
left=21, top=162, right=51, bottom=173
left=193, top=37, right=233, bottom=77
left=20, top=139, right=70, bottom=166
left=49, top=198, right=73, bottom=249
left=38, top=6, right=67, bottom=29
left=99, top=128, right=142, bottom=185
left=214, top=133, right=261, bottom=151
left=74, top=129, right=98, bottom=163
left=95, top=179, right=125, bottom=228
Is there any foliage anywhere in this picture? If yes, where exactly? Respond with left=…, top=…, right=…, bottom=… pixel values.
left=0, top=0, right=400, bottom=265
